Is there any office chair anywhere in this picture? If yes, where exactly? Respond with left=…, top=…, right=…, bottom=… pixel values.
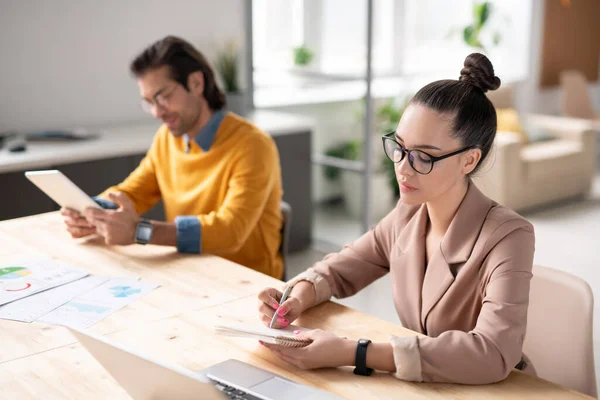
left=523, top=265, right=597, bottom=398
left=279, top=201, right=292, bottom=281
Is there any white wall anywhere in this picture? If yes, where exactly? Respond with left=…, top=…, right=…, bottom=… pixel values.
left=0, top=0, right=246, bottom=132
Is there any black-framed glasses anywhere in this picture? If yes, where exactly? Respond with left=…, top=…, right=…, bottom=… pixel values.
left=140, top=84, right=180, bottom=114
left=382, top=132, right=473, bottom=175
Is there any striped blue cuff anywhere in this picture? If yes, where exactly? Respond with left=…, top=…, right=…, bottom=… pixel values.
left=93, top=196, right=118, bottom=210
left=174, top=216, right=202, bottom=254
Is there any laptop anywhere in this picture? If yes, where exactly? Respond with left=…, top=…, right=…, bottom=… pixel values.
left=68, top=327, right=344, bottom=400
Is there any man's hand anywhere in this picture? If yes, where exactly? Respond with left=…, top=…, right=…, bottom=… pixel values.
left=61, top=208, right=96, bottom=238
left=84, top=192, right=140, bottom=245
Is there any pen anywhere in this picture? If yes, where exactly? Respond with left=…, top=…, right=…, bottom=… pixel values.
left=269, top=286, right=292, bottom=329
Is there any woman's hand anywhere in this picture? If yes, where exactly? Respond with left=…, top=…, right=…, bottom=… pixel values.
left=260, top=329, right=355, bottom=370
left=257, top=281, right=316, bottom=329
left=257, top=287, right=304, bottom=329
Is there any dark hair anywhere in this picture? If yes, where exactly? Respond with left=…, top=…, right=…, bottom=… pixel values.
left=130, top=35, right=226, bottom=111
left=410, top=53, right=501, bottom=175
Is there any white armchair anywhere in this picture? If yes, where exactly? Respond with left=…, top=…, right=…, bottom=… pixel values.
left=473, top=92, right=597, bottom=211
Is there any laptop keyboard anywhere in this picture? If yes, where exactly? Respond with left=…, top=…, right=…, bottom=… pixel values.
left=209, top=378, right=262, bottom=400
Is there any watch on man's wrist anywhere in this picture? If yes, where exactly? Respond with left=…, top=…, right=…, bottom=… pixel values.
left=134, top=219, right=153, bottom=245
left=353, top=339, right=373, bottom=376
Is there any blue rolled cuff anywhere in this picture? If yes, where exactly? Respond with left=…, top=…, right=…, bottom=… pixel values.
left=93, top=196, right=118, bottom=210
left=175, top=216, right=202, bottom=254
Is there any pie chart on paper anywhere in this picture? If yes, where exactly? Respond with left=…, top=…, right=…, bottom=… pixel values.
left=0, top=267, right=32, bottom=280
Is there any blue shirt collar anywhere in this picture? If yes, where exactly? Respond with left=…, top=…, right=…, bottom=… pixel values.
left=185, top=109, right=227, bottom=152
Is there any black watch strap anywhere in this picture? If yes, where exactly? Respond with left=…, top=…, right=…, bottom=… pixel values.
left=353, top=339, right=373, bottom=376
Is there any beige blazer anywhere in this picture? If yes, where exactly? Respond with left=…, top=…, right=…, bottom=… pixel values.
left=287, top=182, right=535, bottom=384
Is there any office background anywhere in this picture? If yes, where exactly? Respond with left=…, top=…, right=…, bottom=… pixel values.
left=1, top=0, right=599, bottom=389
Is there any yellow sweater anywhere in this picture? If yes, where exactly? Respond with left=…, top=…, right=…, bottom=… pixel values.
left=101, top=113, right=283, bottom=278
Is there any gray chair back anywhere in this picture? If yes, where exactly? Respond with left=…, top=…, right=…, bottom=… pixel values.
left=280, top=201, right=292, bottom=280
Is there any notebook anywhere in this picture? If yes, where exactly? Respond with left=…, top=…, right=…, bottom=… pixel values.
left=214, top=323, right=312, bottom=348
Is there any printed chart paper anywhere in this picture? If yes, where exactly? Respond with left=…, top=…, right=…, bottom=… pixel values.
left=0, top=276, right=109, bottom=323
left=0, top=259, right=89, bottom=306
left=39, top=277, right=159, bottom=329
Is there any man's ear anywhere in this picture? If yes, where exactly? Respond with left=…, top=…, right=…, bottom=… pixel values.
left=187, top=71, right=205, bottom=96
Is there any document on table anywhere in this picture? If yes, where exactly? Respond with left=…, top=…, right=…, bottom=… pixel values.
left=38, top=277, right=160, bottom=329
left=0, top=258, right=88, bottom=306
left=0, top=276, right=109, bottom=323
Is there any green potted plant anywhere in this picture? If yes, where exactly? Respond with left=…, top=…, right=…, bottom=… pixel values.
left=324, top=141, right=360, bottom=180
left=448, top=1, right=503, bottom=52
left=293, top=45, right=314, bottom=67
left=323, top=96, right=410, bottom=220
left=214, top=40, right=246, bottom=116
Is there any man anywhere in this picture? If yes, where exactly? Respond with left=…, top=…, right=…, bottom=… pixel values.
left=61, top=36, right=284, bottom=279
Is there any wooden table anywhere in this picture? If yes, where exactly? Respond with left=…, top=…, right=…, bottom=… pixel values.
left=0, top=213, right=591, bottom=399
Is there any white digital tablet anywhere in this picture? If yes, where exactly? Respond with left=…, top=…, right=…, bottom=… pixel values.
left=25, top=170, right=101, bottom=213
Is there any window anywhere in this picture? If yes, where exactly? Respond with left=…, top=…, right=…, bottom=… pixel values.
left=317, top=0, right=396, bottom=75
left=253, top=0, right=396, bottom=77
left=252, top=0, right=532, bottom=105
left=252, top=0, right=304, bottom=71
left=401, top=0, right=532, bottom=80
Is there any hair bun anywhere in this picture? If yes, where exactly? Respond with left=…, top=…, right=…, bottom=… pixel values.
left=459, top=53, right=501, bottom=93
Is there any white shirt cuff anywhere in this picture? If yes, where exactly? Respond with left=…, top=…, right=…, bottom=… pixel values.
left=390, top=335, right=423, bottom=382
left=285, top=269, right=332, bottom=306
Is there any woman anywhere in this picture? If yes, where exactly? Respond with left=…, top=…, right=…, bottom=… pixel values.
left=256, top=53, right=535, bottom=384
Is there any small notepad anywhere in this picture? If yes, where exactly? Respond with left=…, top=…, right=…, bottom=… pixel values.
left=214, top=323, right=312, bottom=348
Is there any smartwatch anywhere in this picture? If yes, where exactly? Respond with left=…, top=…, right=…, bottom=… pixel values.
left=134, top=219, right=153, bottom=245
left=353, top=339, right=373, bottom=376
